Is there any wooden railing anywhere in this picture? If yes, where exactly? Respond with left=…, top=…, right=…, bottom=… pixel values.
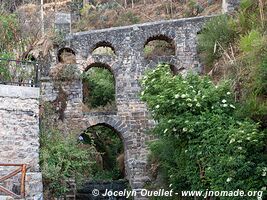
left=0, top=164, right=27, bottom=198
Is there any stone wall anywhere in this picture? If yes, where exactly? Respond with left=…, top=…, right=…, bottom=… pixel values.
left=222, top=0, right=241, bottom=13
left=0, top=85, right=43, bottom=199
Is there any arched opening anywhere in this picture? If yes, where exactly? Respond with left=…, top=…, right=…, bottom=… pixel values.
left=79, top=124, right=125, bottom=180
left=91, top=41, right=116, bottom=56
left=144, top=34, right=175, bottom=59
left=76, top=124, right=129, bottom=199
left=57, top=47, right=76, bottom=64
left=82, top=63, right=116, bottom=112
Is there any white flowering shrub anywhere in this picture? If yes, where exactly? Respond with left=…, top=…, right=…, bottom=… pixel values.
left=141, top=64, right=266, bottom=199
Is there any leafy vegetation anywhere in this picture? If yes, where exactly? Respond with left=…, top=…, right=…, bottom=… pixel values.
left=141, top=1, right=267, bottom=199
left=141, top=64, right=267, bottom=199
left=197, top=15, right=236, bottom=68
left=198, top=0, right=267, bottom=126
left=40, top=129, right=95, bottom=198
left=82, top=67, right=116, bottom=110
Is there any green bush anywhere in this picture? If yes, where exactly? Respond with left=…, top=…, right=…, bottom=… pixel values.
left=239, top=30, right=263, bottom=53
left=40, top=129, right=95, bottom=198
left=82, top=67, right=115, bottom=109
left=141, top=64, right=267, bottom=199
left=197, top=15, right=236, bottom=68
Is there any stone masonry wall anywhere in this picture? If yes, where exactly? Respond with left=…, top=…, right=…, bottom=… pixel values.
left=0, top=85, right=43, bottom=199
left=222, top=0, right=241, bottom=13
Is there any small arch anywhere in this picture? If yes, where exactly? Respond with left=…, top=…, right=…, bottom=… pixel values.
left=143, top=34, right=175, bottom=59
left=91, top=41, right=116, bottom=56
left=82, top=62, right=116, bottom=112
left=57, top=47, right=76, bottom=64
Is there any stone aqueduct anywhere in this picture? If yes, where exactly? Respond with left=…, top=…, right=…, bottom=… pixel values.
left=0, top=1, right=241, bottom=199
left=41, top=16, right=211, bottom=190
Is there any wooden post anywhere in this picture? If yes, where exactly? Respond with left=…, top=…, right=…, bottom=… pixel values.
left=20, top=164, right=27, bottom=198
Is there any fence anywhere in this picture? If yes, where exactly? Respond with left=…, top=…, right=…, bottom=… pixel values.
left=0, top=164, right=27, bottom=198
left=0, top=58, right=40, bottom=87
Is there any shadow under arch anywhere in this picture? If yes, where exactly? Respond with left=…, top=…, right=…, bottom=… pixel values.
left=143, top=34, right=176, bottom=59
left=84, top=62, right=114, bottom=74
left=57, top=47, right=76, bottom=63
left=91, top=41, right=116, bottom=56
left=144, top=34, right=175, bottom=47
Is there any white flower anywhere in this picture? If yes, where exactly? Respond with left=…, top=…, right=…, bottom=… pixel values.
left=229, top=138, right=235, bottom=144
left=263, top=167, right=267, bottom=172
left=226, top=177, right=232, bottom=182
left=222, top=99, right=227, bottom=103
left=173, top=127, right=177, bottom=132
left=183, top=128, right=188, bottom=132
left=262, top=171, right=266, bottom=177
left=185, top=150, right=188, bottom=153
left=169, top=184, right=172, bottom=188
left=238, top=147, right=242, bottom=150
left=155, top=105, right=160, bottom=109
left=182, top=81, right=187, bottom=84
left=185, top=120, right=189, bottom=123
left=189, top=85, right=193, bottom=88
left=175, top=94, right=180, bottom=99
left=164, top=129, right=168, bottom=133
left=261, top=187, right=266, bottom=191
left=229, top=104, right=236, bottom=109
left=187, top=103, right=193, bottom=107
left=186, top=98, right=192, bottom=102
left=181, top=94, right=186, bottom=98
left=222, top=104, right=228, bottom=107
left=227, top=92, right=231, bottom=95
left=196, top=103, right=201, bottom=107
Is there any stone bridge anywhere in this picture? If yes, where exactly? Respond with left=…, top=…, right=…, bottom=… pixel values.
left=41, top=15, right=212, bottom=196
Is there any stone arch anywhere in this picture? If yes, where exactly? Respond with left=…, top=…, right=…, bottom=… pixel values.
left=91, top=41, right=116, bottom=56
left=82, top=62, right=117, bottom=111
left=57, top=47, right=76, bottom=63
left=143, top=34, right=176, bottom=58
left=82, top=115, right=130, bottom=178
left=84, top=62, right=114, bottom=74
left=144, top=34, right=175, bottom=47
left=83, top=115, right=128, bottom=142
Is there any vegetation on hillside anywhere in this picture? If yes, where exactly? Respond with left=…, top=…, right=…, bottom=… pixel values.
left=140, top=0, right=267, bottom=199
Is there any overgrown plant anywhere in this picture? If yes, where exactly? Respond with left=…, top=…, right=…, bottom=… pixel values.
left=40, top=129, right=95, bottom=198
left=82, top=67, right=116, bottom=110
left=141, top=64, right=267, bottom=199
left=197, top=15, right=236, bottom=68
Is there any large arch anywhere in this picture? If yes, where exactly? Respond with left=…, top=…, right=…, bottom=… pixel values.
left=81, top=115, right=130, bottom=178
